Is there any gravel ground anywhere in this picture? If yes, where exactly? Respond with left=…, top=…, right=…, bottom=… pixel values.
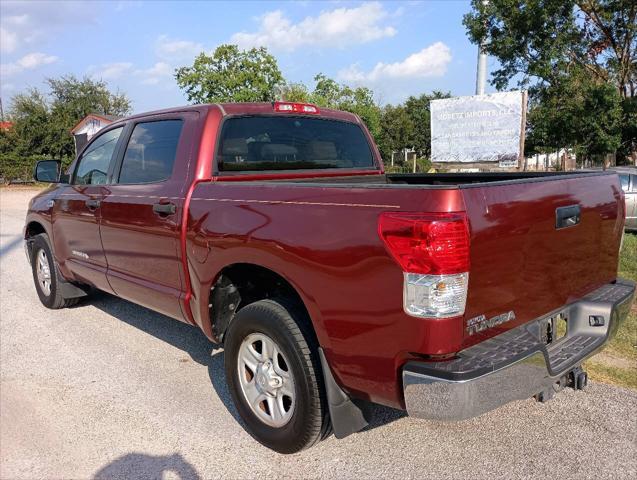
left=1, top=188, right=636, bottom=480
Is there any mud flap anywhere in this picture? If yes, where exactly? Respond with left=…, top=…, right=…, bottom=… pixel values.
left=318, top=347, right=370, bottom=439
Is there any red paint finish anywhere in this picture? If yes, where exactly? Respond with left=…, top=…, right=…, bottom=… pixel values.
left=98, top=111, right=200, bottom=319
left=185, top=182, right=466, bottom=407
left=459, top=176, right=623, bottom=349
left=51, top=185, right=115, bottom=294
left=24, top=103, right=625, bottom=411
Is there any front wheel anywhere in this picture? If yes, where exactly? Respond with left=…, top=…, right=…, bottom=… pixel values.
left=224, top=298, right=330, bottom=453
left=30, top=233, right=79, bottom=309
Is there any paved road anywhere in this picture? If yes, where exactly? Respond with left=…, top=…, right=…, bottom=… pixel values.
left=1, top=188, right=636, bottom=480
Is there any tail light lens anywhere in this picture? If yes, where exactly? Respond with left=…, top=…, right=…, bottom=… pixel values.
left=378, top=212, right=470, bottom=318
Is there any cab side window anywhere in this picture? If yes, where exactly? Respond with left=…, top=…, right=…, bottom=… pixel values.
left=74, top=127, right=123, bottom=185
left=118, top=120, right=183, bottom=184
left=619, top=174, right=629, bottom=192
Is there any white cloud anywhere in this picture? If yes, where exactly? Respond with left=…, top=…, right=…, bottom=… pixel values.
left=230, top=2, right=396, bottom=51
left=136, top=62, right=173, bottom=85
left=0, top=26, right=18, bottom=53
left=88, top=62, right=133, bottom=80
left=1, top=52, right=58, bottom=76
left=0, top=1, right=95, bottom=53
left=339, top=42, right=452, bottom=82
left=155, top=35, right=204, bottom=61
left=17, top=52, right=58, bottom=69
left=86, top=61, right=173, bottom=87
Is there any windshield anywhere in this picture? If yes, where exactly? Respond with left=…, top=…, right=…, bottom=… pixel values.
left=217, top=116, right=375, bottom=172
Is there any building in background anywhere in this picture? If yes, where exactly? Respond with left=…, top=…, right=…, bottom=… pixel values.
left=70, top=114, right=120, bottom=154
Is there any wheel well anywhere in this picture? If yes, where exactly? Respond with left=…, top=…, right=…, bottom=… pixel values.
left=24, top=221, right=46, bottom=239
left=24, top=221, right=46, bottom=259
left=209, top=263, right=313, bottom=343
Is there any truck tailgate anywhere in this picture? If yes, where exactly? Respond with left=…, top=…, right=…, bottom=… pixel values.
left=460, top=172, right=624, bottom=348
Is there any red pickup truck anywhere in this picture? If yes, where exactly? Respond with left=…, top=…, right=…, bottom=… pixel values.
left=26, top=102, right=634, bottom=453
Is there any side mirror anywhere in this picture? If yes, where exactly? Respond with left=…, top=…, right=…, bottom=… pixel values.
left=34, top=160, right=62, bottom=183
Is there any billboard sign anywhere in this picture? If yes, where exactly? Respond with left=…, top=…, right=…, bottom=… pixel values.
left=430, top=91, right=527, bottom=165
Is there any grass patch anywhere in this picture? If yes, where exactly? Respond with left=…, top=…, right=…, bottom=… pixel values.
left=586, top=232, right=636, bottom=389
left=585, top=360, right=637, bottom=390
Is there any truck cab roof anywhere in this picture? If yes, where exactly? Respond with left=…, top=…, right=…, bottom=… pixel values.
left=113, top=102, right=361, bottom=125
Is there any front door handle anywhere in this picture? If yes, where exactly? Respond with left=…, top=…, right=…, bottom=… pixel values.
left=85, top=199, right=100, bottom=210
left=153, top=202, right=176, bottom=216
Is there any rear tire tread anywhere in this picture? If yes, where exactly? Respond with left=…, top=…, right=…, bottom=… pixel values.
left=224, top=297, right=331, bottom=453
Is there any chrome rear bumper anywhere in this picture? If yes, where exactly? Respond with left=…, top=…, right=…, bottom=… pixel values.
left=403, top=279, right=635, bottom=421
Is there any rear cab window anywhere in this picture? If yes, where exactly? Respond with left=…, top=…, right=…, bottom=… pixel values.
left=217, top=116, right=375, bottom=172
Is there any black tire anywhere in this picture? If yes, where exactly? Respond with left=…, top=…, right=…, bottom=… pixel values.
left=30, top=233, right=79, bottom=309
left=224, top=298, right=330, bottom=453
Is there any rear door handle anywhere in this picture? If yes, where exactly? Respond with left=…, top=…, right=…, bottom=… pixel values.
left=85, top=199, right=100, bottom=210
left=556, top=205, right=581, bottom=229
left=153, top=202, right=176, bottom=216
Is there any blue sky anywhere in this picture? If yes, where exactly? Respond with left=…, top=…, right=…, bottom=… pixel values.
left=1, top=0, right=496, bottom=113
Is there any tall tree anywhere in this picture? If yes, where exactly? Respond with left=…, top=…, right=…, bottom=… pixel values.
left=175, top=44, right=284, bottom=104
left=464, top=0, right=636, bottom=97
left=310, top=74, right=381, bottom=140
left=404, top=91, right=451, bottom=158
left=526, top=70, right=623, bottom=159
left=46, top=75, right=131, bottom=157
left=5, top=88, right=50, bottom=157
left=1, top=75, right=131, bottom=180
left=377, top=105, right=415, bottom=163
left=280, top=82, right=311, bottom=103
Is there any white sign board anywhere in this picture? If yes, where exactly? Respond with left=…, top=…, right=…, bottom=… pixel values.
left=430, top=91, right=526, bottom=164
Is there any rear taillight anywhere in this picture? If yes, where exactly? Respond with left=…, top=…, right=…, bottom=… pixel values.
left=274, top=102, right=320, bottom=114
left=378, top=212, right=470, bottom=318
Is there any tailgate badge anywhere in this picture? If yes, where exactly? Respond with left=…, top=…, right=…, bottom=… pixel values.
left=466, top=311, right=516, bottom=335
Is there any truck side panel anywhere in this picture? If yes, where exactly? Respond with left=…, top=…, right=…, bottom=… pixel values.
left=186, top=182, right=465, bottom=408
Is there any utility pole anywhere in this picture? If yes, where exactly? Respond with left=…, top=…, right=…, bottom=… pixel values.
left=475, top=48, right=487, bottom=95
left=475, top=0, right=489, bottom=95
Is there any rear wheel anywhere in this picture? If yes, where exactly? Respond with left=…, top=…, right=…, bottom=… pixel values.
left=224, top=298, right=330, bottom=453
left=30, top=233, right=79, bottom=309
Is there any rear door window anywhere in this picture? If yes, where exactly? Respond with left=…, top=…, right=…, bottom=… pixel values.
left=217, top=116, right=375, bottom=171
left=118, top=120, right=184, bottom=184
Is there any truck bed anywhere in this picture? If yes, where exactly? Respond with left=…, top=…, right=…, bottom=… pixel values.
left=275, top=171, right=609, bottom=187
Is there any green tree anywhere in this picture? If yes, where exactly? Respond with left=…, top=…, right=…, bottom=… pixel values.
left=280, top=82, right=311, bottom=103
left=175, top=44, right=284, bottom=104
left=464, top=0, right=636, bottom=161
left=404, top=91, right=451, bottom=158
left=309, top=74, right=381, bottom=140
left=0, top=75, right=131, bottom=180
left=5, top=88, right=50, bottom=157
left=527, top=71, right=623, bottom=159
left=377, top=105, right=414, bottom=163
left=46, top=75, right=131, bottom=157
left=464, top=0, right=636, bottom=96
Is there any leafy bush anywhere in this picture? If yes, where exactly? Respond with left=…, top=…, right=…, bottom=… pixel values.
left=0, top=153, right=72, bottom=183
